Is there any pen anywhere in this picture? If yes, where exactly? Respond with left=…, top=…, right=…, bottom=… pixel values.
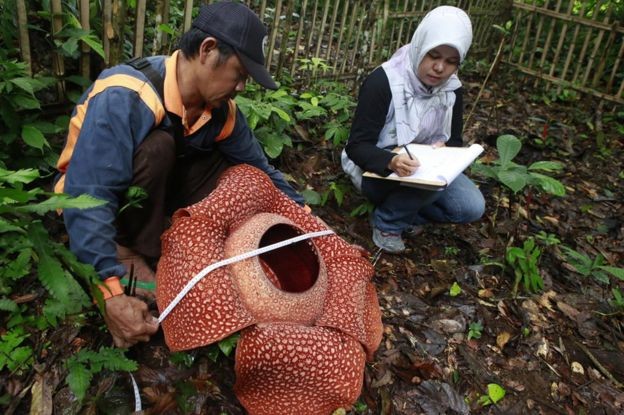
left=403, top=144, right=414, bottom=160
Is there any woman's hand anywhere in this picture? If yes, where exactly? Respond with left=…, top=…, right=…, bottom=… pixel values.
left=389, top=154, right=420, bottom=177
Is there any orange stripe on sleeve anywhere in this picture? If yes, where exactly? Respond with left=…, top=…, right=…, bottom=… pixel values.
left=55, top=74, right=167, bottom=194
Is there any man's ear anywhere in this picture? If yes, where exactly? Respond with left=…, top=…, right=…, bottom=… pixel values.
left=199, top=37, right=218, bottom=64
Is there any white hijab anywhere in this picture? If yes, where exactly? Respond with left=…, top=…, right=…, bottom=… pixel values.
left=379, top=6, right=473, bottom=148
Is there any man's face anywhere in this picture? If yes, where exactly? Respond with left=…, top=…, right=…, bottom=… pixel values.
left=198, top=47, right=248, bottom=108
left=416, top=45, right=460, bottom=88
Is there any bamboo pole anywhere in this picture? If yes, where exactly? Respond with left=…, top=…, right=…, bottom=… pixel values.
left=306, top=0, right=320, bottom=52
left=582, top=1, right=611, bottom=87
left=559, top=1, right=586, bottom=83
left=50, top=0, right=65, bottom=98
left=332, top=0, right=349, bottom=76
left=571, top=1, right=602, bottom=86
left=103, top=0, right=112, bottom=64
left=16, top=0, right=32, bottom=76
left=506, top=61, right=624, bottom=105
left=517, top=0, right=536, bottom=66
left=108, top=0, right=128, bottom=66
left=395, top=0, right=410, bottom=51
left=548, top=0, right=574, bottom=79
left=323, top=0, right=340, bottom=62
left=527, top=0, right=550, bottom=70
left=605, top=38, right=624, bottom=94
left=276, top=0, right=295, bottom=76
left=534, top=0, right=562, bottom=88
left=79, top=0, right=90, bottom=79
left=289, top=0, right=308, bottom=76
left=134, top=0, right=147, bottom=57
left=339, top=0, right=359, bottom=74
left=152, top=0, right=169, bottom=56
left=313, top=0, right=330, bottom=58
left=183, top=0, right=193, bottom=32
left=348, top=2, right=366, bottom=70
left=265, top=0, right=282, bottom=69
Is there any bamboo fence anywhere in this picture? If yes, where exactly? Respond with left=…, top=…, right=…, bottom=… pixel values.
left=13, top=0, right=623, bottom=104
left=15, top=1, right=508, bottom=87
left=505, top=0, right=623, bottom=105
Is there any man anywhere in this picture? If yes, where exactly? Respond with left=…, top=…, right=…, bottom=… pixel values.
left=55, top=1, right=304, bottom=348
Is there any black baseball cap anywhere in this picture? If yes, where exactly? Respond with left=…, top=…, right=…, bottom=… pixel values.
left=192, top=1, right=277, bottom=90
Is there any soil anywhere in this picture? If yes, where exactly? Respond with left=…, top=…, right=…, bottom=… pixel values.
left=8, top=70, right=624, bottom=415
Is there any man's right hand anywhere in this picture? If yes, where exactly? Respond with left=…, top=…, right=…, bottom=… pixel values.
left=103, top=294, right=159, bottom=348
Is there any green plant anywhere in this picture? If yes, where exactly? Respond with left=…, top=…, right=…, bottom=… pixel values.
left=506, top=237, right=543, bottom=295
left=449, top=282, right=462, bottom=297
left=350, top=200, right=374, bottom=217
left=535, top=231, right=561, bottom=246
left=472, top=134, right=566, bottom=196
left=118, top=185, right=149, bottom=214
left=206, top=333, right=240, bottom=362
left=445, top=246, right=460, bottom=256
left=237, top=84, right=295, bottom=158
left=560, top=246, right=624, bottom=285
left=467, top=322, right=483, bottom=340
left=610, top=288, right=624, bottom=310
left=0, top=56, right=60, bottom=168
left=321, top=181, right=348, bottom=207
left=66, top=347, right=137, bottom=401
left=0, top=167, right=105, bottom=384
left=477, top=383, right=506, bottom=406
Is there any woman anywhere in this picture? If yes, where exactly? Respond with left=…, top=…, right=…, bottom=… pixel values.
left=342, top=6, right=485, bottom=253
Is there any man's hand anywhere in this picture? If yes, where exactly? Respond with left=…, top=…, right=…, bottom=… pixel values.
left=389, top=154, right=420, bottom=177
left=103, top=294, right=159, bottom=348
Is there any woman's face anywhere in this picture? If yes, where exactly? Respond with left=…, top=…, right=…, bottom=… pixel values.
left=416, top=45, right=460, bottom=87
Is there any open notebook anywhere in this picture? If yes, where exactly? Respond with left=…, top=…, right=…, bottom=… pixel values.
left=362, top=143, right=484, bottom=190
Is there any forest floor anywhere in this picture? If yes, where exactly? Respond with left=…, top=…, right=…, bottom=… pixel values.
left=29, top=71, right=624, bottom=415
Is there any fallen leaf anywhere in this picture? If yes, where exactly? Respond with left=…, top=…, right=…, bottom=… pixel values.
left=478, top=288, right=494, bottom=298
left=557, top=301, right=580, bottom=321
left=497, top=331, right=512, bottom=349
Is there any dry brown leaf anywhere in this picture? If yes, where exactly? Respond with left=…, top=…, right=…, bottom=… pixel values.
left=538, top=290, right=557, bottom=311
left=478, top=288, right=494, bottom=298
left=542, top=215, right=560, bottom=226
left=496, top=331, right=512, bottom=349
left=557, top=301, right=580, bottom=321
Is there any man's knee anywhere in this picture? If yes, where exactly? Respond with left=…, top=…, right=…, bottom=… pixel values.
left=132, top=129, right=176, bottom=184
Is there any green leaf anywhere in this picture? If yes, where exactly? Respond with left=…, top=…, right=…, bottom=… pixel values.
left=449, top=282, right=462, bottom=297
left=80, top=34, right=105, bottom=59
left=497, top=168, right=527, bottom=193
left=301, top=189, right=321, bottom=205
left=158, top=23, right=176, bottom=35
left=13, top=95, right=41, bottom=109
left=21, top=125, right=47, bottom=150
left=528, top=173, right=566, bottom=196
left=487, top=383, right=506, bottom=404
left=10, top=77, right=36, bottom=94
left=66, top=361, right=92, bottom=402
left=496, top=134, right=521, bottom=165
left=16, top=194, right=106, bottom=215
left=599, top=266, right=624, bottom=281
left=0, top=298, right=17, bottom=312
left=271, top=106, right=291, bottom=122
left=528, top=161, right=564, bottom=172
left=0, top=168, right=39, bottom=185
left=218, top=333, right=240, bottom=357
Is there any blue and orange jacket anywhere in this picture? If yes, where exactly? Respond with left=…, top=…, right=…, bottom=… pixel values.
left=56, top=51, right=303, bottom=280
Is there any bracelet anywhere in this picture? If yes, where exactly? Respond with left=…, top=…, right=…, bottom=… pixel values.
left=96, top=276, right=124, bottom=300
